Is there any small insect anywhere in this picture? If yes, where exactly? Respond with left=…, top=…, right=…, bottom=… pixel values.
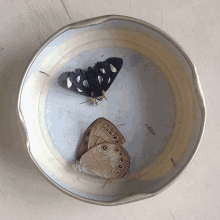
left=58, top=57, right=123, bottom=105
left=72, top=117, right=130, bottom=179
left=145, top=124, right=156, bottom=135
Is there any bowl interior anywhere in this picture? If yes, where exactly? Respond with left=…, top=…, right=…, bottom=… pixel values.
left=44, top=47, right=176, bottom=171
left=19, top=18, right=204, bottom=204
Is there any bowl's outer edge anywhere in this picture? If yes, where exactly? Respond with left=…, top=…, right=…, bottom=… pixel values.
left=16, top=14, right=206, bottom=206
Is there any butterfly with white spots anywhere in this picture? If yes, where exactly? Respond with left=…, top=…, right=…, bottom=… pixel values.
left=72, top=118, right=130, bottom=179
left=58, top=57, right=123, bottom=105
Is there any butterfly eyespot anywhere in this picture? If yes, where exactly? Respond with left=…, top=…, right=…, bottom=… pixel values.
left=115, top=170, right=120, bottom=174
left=102, top=145, right=108, bottom=151
left=100, top=68, right=106, bottom=73
left=110, top=64, right=117, bottom=72
left=115, top=148, right=119, bottom=152
left=109, top=132, right=112, bottom=135
left=67, top=77, right=72, bottom=88
left=108, top=77, right=111, bottom=83
left=113, top=136, right=118, bottom=139
left=120, top=158, right=123, bottom=161
left=120, top=152, right=123, bottom=155
left=77, top=88, right=83, bottom=92
left=117, top=163, right=124, bottom=169
left=77, top=76, right=80, bottom=82
left=83, top=80, right=89, bottom=87
left=98, top=75, right=103, bottom=84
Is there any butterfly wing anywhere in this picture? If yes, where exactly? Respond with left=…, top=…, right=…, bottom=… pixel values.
left=75, top=120, right=94, bottom=160
left=87, top=117, right=125, bottom=149
left=58, top=57, right=123, bottom=99
left=58, top=69, right=91, bottom=97
left=74, top=143, right=130, bottom=179
left=74, top=118, right=130, bottom=179
left=76, top=117, right=125, bottom=159
left=94, top=57, right=123, bottom=92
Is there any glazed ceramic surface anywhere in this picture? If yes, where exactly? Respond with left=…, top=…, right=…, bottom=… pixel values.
left=17, top=15, right=205, bottom=205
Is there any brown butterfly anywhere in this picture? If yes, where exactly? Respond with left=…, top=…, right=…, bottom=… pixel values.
left=72, top=118, right=130, bottom=179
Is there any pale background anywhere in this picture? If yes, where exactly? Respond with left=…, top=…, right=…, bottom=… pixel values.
left=0, top=0, right=219, bottom=219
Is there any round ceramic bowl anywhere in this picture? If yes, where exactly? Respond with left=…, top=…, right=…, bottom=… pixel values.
left=17, top=15, right=206, bottom=205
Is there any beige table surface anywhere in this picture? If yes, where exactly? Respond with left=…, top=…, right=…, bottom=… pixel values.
left=0, top=0, right=219, bottom=219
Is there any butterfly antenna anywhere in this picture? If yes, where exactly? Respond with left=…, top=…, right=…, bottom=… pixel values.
left=80, top=100, right=91, bottom=105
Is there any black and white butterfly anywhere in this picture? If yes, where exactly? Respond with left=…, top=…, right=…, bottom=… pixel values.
left=58, top=57, right=123, bottom=105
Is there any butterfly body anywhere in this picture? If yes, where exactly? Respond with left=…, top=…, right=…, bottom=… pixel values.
left=73, top=118, right=130, bottom=179
left=58, top=57, right=123, bottom=105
